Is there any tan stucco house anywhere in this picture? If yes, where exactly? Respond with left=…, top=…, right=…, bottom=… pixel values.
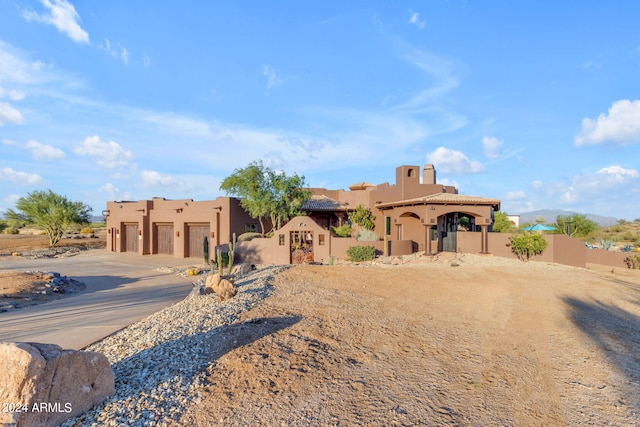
left=104, top=163, right=501, bottom=263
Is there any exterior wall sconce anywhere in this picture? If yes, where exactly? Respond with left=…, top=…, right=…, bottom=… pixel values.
left=210, top=232, right=215, bottom=238
left=138, top=230, right=142, bottom=236
left=175, top=208, right=183, bottom=213
left=430, top=206, right=436, bottom=210
left=213, top=206, right=222, bottom=211
left=176, top=231, right=180, bottom=237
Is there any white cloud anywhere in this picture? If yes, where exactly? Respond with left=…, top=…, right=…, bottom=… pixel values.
left=530, top=180, right=543, bottom=189
left=482, top=136, right=503, bottom=158
left=99, top=183, right=132, bottom=201
left=23, top=0, right=89, bottom=44
left=262, top=65, right=282, bottom=90
left=573, top=165, right=639, bottom=191
left=394, top=47, right=460, bottom=110
left=408, top=11, right=426, bottom=29
left=73, top=135, right=134, bottom=168
left=575, top=99, right=640, bottom=146
left=426, top=147, right=484, bottom=175
left=0, top=41, right=53, bottom=85
left=139, top=170, right=193, bottom=192
left=0, top=102, right=24, bottom=125
left=505, top=190, right=526, bottom=200
left=4, top=194, right=22, bottom=205
left=98, top=39, right=130, bottom=65
left=0, top=167, right=42, bottom=184
left=0, top=87, right=26, bottom=101
left=143, top=54, right=151, bottom=68
left=25, top=140, right=66, bottom=161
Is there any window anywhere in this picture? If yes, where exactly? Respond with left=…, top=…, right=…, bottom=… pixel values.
left=319, top=234, right=325, bottom=245
left=279, top=234, right=285, bottom=246
left=245, top=223, right=258, bottom=233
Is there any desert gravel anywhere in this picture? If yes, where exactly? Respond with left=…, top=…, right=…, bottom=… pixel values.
left=60, top=264, right=289, bottom=427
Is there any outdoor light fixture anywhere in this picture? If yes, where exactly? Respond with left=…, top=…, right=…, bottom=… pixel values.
left=176, top=231, right=180, bottom=237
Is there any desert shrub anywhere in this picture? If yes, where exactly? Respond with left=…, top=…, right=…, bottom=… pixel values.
left=4, top=227, right=19, bottom=235
left=330, top=225, right=352, bottom=237
left=0, top=221, right=7, bottom=233
left=356, top=229, right=379, bottom=241
left=80, top=227, right=94, bottom=234
left=509, top=233, right=548, bottom=261
left=238, top=232, right=262, bottom=242
left=346, top=245, right=376, bottom=262
left=624, top=254, right=640, bottom=269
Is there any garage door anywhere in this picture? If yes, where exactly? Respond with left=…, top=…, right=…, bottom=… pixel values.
left=187, top=224, right=210, bottom=259
left=156, top=224, right=174, bottom=255
left=124, top=224, right=139, bottom=253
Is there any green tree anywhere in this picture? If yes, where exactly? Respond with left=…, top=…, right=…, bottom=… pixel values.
left=491, top=211, right=514, bottom=233
left=510, top=233, right=548, bottom=261
left=348, top=204, right=376, bottom=231
left=5, top=190, right=92, bottom=246
left=220, top=161, right=311, bottom=235
left=555, top=214, right=598, bottom=238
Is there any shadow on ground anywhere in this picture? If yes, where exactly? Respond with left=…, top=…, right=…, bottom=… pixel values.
left=563, top=296, right=640, bottom=408
left=67, top=315, right=301, bottom=425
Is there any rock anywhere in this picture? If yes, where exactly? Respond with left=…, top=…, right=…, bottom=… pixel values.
left=0, top=342, right=115, bottom=427
left=204, top=273, right=221, bottom=290
left=214, top=278, right=237, bottom=302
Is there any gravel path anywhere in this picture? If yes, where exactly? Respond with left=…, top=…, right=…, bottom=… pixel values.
left=61, top=265, right=289, bottom=427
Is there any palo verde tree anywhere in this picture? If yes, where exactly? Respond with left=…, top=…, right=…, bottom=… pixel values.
left=491, top=211, right=515, bottom=233
left=348, top=204, right=376, bottom=231
left=220, top=160, right=311, bottom=235
left=5, top=190, right=92, bottom=246
left=555, top=213, right=599, bottom=238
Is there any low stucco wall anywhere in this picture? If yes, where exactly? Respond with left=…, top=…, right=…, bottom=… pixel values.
left=585, top=248, right=635, bottom=269
left=460, top=233, right=586, bottom=268
left=330, top=238, right=384, bottom=261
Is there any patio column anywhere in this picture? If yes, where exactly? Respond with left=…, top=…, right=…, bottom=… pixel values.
left=424, top=225, right=432, bottom=256
left=481, top=225, right=489, bottom=254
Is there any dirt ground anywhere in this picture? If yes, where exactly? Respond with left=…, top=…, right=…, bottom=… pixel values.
left=0, top=233, right=104, bottom=311
left=181, top=258, right=640, bottom=426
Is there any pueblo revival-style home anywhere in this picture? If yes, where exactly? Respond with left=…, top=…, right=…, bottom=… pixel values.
left=104, top=163, right=501, bottom=264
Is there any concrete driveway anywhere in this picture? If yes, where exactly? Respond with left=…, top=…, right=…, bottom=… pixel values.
left=0, top=250, right=199, bottom=350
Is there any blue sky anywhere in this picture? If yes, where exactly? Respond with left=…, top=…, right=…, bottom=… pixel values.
left=1, top=1, right=640, bottom=221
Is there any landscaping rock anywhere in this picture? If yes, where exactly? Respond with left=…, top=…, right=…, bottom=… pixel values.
left=214, top=278, right=237, bottom=301
left=0, top=342, right=114, bottom=427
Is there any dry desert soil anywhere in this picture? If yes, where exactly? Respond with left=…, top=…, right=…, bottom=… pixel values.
left=181, top=258, right=640, bottom=426
left=3, top=235, right=640, bottom=425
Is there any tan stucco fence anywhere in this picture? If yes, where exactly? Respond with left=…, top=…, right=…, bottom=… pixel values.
left=457, top=232, right=633, bottom=269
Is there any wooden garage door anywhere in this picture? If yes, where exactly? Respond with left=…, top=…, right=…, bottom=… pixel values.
left=124, top=224, right=139, bottom=253
left=187, top=224, right=209, bottom=258
left=156, top=224, right=174, bottom=255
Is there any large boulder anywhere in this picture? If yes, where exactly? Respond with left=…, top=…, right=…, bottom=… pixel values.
left=203, top=273, right=237, bottom=301
left=0, top=342, right=114, bottom=427
left=214, top=278, right=238, bottom=301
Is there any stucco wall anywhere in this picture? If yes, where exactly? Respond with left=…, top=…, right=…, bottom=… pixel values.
left=585, top=248, right=635, bottom=269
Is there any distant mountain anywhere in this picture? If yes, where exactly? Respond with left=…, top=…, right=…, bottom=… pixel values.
left=517, top=209, right=618, bottom=227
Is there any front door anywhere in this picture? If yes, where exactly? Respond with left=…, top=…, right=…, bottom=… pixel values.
left=290, top=230, right=313, bottom=263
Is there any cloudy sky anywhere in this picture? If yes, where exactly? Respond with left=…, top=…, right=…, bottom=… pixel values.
left=1, top=1, right=640, bottom=220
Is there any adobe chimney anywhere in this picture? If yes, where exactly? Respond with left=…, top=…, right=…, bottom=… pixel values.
left=423, top=164, right=436, bottom=185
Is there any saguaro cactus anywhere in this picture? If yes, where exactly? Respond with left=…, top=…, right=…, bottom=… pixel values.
left=203, top=236, right=209, bottom=265
left=227, top=233, right=237, bottom=275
